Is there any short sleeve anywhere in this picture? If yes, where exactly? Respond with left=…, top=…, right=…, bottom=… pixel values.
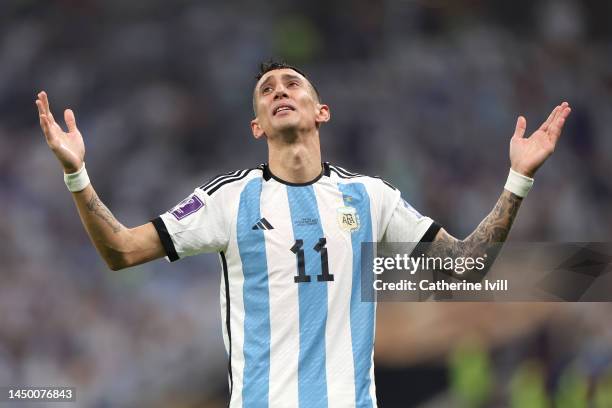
left=152, top=188, right=228, bottom=262
left=382, top=196, right=440, bottom=243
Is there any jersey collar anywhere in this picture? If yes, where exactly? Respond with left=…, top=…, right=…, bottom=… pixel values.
left=263, top=162, right=331, bottom=186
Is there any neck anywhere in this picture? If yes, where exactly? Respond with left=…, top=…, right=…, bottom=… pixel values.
left=267, top=128, right=322, bottom=183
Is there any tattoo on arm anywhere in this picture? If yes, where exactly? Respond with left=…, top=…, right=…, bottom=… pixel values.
left=428, top=190, right=523, bottom=261
left=85, top=191, right=125, bottom=233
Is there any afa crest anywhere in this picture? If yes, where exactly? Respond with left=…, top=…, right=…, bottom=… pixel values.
left=337, top=206, right=360, bottom=232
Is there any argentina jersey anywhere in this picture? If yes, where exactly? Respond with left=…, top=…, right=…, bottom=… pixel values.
left=152, top=163, right=440, bottom=408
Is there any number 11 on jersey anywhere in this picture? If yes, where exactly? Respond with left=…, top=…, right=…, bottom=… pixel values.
left=291, top=238, right=334, bottom=283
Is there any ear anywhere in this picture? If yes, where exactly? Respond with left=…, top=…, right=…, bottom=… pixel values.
left=251, top=118, right=266, bottom=139
left=315, top=104, right=331, bottom=125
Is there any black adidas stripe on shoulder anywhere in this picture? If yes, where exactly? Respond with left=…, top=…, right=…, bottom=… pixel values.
left=200, top=169, right=243, bottom=190
left=332, top=165, right=364, bottom=177
left=329, top=164, right=365, bottom=179
left=199, top=166, right=261, bottom=196
left=330, top=164, right=397, bottom=190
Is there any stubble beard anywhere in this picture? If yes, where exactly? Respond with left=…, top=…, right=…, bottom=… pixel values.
left=272, top=118, right=302, bottom=144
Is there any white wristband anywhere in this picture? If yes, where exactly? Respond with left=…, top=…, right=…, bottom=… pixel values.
left=504, top=168, right=534, bottom=198
left=64, top=163, right=90, bottom=192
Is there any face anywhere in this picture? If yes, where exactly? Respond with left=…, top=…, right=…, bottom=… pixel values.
left=251, top=68, right=330, bottom=139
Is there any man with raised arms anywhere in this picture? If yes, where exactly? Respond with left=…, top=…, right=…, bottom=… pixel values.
left=36, top=61, right=570, bottom=407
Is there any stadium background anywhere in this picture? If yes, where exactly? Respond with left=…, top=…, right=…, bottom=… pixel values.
left=1, top=0, right=611, bottom=406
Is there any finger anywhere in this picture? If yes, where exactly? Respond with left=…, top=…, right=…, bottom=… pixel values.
left=512, top=115, right=527, bottom=139
left=35, top=99, right=44, bottom=116
left=550, top=102, right=567, bottom=120
left=40, top=91, right=55, bottom=123
left=548, top=106, right=561, bottom=132
left=549, top=106, right=571, bottom=143
left=539, top=106, right=558, bottom=132
left=539, top=105, right=559, bottom=132
left=38, top=113, right=55, bottom=143
left=561, top=104, right=571, bottom=116
left=38, top=111, right=48, bottom=133
left=547, top=106, right=570, bottom=143
left=546, top=102, right=570, bottom=133
left=551, top=105, right=571, bottom=129
left=64, top=109, right=78, bottom=132
left=36, top=100, right=47, bottom=129
left=39, top=91, right=50, bottom=115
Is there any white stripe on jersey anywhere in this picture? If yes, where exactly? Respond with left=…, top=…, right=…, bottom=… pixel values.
left=225, top=232, right=246, bottom=408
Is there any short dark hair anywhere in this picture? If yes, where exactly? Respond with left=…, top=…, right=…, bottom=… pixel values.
left=253, top=60, right=321, bottom=114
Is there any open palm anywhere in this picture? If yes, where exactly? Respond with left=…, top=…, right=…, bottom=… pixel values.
left=36, top=91, right=85, bottom=173
left=509, top=102, right=571, bottom=177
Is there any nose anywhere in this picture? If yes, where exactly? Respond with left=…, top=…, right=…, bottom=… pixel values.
left=273, top=84, right=288, bottom=100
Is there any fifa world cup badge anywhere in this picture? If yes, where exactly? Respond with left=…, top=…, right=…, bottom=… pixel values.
left=337, top=206, right=360, bottom=232
left=171, top=195, right=204, bottom=220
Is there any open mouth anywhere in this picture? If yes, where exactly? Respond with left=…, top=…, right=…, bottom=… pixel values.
left=273, top=105, right=296, bottom=115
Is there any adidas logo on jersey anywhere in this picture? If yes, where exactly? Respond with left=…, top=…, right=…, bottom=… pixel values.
left=252, top=218, right=274, bottom=230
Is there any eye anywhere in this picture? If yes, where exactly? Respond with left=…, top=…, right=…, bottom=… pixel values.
left=262, top=86, right=272, bottom=94
left=288, top=81, right=299, bottom=87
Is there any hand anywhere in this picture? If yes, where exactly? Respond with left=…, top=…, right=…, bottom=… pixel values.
left=509, top=102, right=571, bottom=178
left=36, top=91, right=85, bottom=173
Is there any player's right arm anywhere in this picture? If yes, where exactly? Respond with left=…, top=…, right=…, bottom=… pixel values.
left=36, top=91, right=165, bottom=270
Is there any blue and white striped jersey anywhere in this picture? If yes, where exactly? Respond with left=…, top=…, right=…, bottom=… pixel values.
left=153, top=163, right=439, bottom=408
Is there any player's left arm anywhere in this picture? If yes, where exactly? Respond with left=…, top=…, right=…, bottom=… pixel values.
left=426, top=102, right=572, bottom=261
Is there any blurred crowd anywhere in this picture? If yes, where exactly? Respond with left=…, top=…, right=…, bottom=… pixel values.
left=0, top=0, right=611, bottom=406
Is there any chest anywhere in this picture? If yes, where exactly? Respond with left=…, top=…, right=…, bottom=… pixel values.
left=233, top=181, right=374, bottom=284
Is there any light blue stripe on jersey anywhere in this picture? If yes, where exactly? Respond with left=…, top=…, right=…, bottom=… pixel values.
left=286, top=185, right=329, bottom=408
left=237, top=178, right=271, bottom=407
left=339, top=182, right=374, bottom=408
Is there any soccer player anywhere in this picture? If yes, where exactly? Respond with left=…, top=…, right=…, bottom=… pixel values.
left=35, top=61, right=571, bottom=407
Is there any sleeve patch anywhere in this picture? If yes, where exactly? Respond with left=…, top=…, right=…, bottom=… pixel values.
left=171, top=195, right=205, bottom=220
